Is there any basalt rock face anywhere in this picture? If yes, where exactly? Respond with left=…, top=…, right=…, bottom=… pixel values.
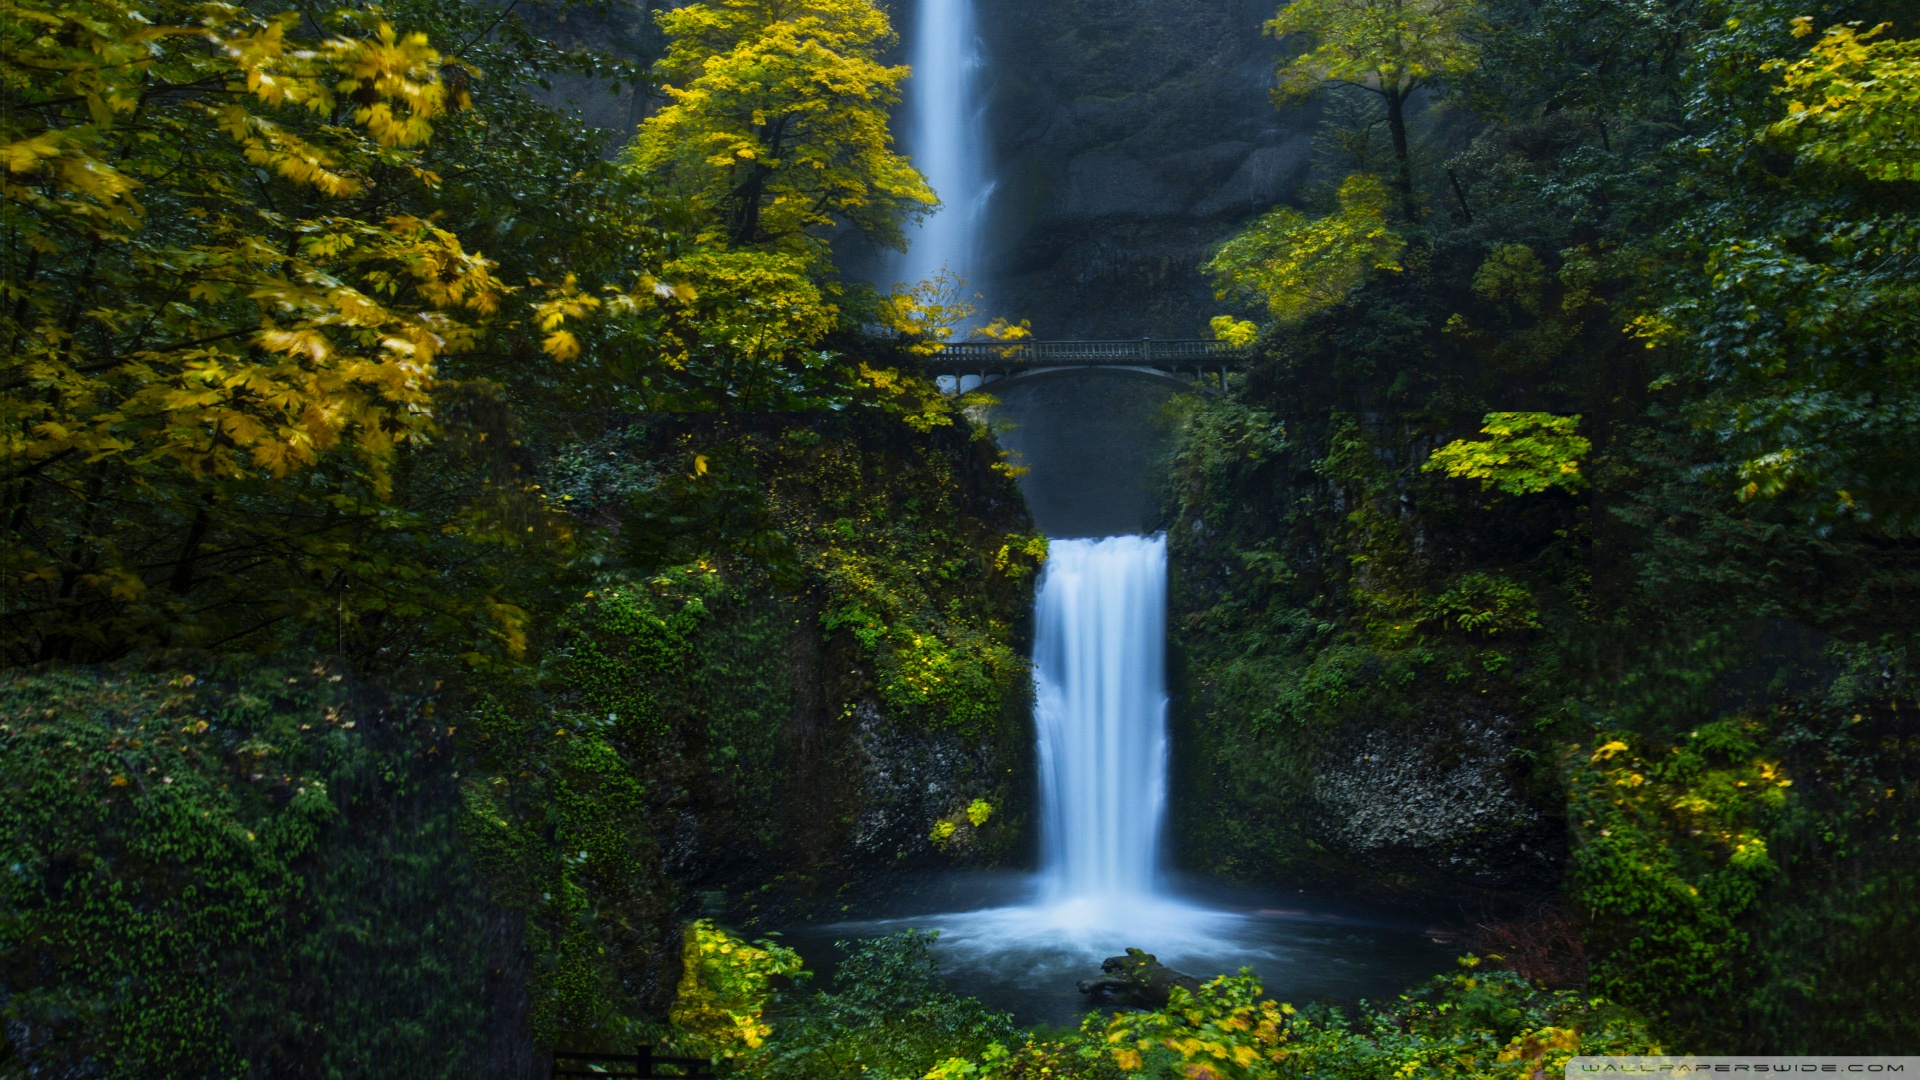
left=1312, top=712, right=1558, bottom=888
left=975, top=0, right=1314, bottom=337
left=987, top=370, right=1187, bottom=538
left=847, top=702, right=1003, bottom=862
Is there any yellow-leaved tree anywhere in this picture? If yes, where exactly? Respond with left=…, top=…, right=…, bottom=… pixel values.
left=0, top=0, right=545, bottom=663
left=1765, top=17, right=1920, bottom=181
left=633, top=0, right=934, bottom=254
left=1204, top=173, right=1406, bottom=323
left=575, top=0, right=939, bottom=410
left=1267, top=0, right=1479, bottom=221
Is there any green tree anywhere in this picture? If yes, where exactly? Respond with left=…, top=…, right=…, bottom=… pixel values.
left=1267, top=0, right=1480, bottom=221
left=1637, top=5, right=1920, bottom=531
left=1423, top=412, right=1590, bottom=495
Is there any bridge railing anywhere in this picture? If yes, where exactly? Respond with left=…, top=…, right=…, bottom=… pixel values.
left=934, top=338, right=1250, bottom=367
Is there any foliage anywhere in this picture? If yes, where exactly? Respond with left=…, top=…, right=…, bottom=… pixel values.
left=633, top=0, right=932, bottom=255
left=1211, top=316, right=1261, bottom=346
left=670, top=919, right=805, bottom=1058
left=1423, top=413, right=1591, bottom=495
left=1469, top=245, right=1548, bottom=313
left=0, top=0, right=569, bottom=667
left=1269, top=0, right=1480, bottom=101
left=758, top=930, right=1020, bottom=1080
left=1430, top=572, right=1541, bottom=636
left=1205, top=175, right=1405, bottom=324
left=0, top=659, right=491, bottom=1079
left=1640, top=5, right=1920, bottom=532
left=1267, top=0, right=1480, bottom=215
left=924, top=965, right=1657, bottom=1080
left=1765, top=18, right=1920, bottom=181
left=1565, top=724, right=1789, bottom=1024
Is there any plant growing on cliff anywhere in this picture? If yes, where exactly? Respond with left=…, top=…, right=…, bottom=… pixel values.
left=1266, top=0, right=1480, bottom=220
left=671, top=920, right=806, bottom=1058
left=1423, top=413, right=1590, bottom=495
left=1205, top=174, right=1405, bottom=323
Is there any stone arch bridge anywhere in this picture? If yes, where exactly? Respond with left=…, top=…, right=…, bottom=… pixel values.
left=930, top=339, right=1252, bottom=393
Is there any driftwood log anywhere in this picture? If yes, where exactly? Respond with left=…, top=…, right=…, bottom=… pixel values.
left=1076, top=948, right=1202, bottom=1009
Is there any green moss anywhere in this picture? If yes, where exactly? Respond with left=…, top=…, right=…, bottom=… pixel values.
left=0, top=659, right=491, bottom=1079
left=456, top=410, right=1038, bottom=1050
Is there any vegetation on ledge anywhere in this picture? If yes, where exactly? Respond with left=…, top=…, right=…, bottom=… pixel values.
left=1167, top=0, right=1920, bottom=1053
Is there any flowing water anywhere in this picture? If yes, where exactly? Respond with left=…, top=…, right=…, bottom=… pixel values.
left=786, top=536, right=1452, bottom=1024
left=893, top=0, right=992, bottom=293
left=1035, top=535, right=1170, bottom=904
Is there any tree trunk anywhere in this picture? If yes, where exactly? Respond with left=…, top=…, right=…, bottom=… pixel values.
left=1384, top=87, right=1419, bottom=225
left=169, top=502, right=213, bottom=596
left=729, top=163, right=770, bottom=247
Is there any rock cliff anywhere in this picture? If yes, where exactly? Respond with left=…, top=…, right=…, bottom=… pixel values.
left=974, top=0, right=1313, bottom=336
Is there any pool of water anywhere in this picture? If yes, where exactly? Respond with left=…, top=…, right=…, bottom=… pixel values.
left=778, top=872, right=1458, bottom=1027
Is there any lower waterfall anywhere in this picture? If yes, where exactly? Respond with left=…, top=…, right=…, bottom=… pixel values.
left=923, top=534, right=1240, bottom=950
left=792, top=533, right=1451, bottom=1023
left=1033, top=535, right=1171, bottom=905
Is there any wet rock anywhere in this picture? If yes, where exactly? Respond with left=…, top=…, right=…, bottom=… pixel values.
left=1311, top=711, right=1556, bottom=887
left=1077, top=947, right=1203, bottom=1009
left=848, top=702, right=998, bottom=862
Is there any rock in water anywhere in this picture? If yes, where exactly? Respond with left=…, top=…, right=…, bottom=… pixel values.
left=1076, top=948, right=1202, bottom=1009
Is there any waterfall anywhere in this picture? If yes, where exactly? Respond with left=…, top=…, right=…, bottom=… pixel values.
left=1033, top=536, right=1169, bottom=902
left=905, top=531, right=1239, bottom=956
left=802, top=529, right=1447, bottom=1020
left=896, top=0, right=992, bottom=293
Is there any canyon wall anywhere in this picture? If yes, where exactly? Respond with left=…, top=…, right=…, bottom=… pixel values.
left=976, top=0, right=1312, bottom=336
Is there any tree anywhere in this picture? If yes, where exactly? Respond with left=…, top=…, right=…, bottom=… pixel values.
left=1267, top=0, right=1480, bottom=221
left=1203, top=173, right=1405, bottom=322
left=630, top=0, right=934, bottom=257
left=1635, top=7, right=1920, bottom=532
left=0, top=0, right=578, bottom=666
left=1423, top=412, right=1591, bottom=495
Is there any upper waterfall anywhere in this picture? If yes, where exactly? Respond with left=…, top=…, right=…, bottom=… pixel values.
left=896, top=0, right=992, bottom=293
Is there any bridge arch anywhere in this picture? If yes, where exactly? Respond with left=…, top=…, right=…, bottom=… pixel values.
left=948, top=364, right=1215, bottom=395
left=929, top=338, right=1250, bottom=397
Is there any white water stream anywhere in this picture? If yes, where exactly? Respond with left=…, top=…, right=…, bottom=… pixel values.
left=1035, top=536, right=1170, bottom=900
left=895, top=0, right=992, bottom=293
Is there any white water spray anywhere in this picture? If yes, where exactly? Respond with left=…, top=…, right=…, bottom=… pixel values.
left=896, top=0, right=992, bottom=293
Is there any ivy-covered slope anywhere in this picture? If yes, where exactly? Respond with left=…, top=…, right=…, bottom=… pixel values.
left=455, top=409, right=1044, bottom=1048
left=0, top=659, right=508, bottom=1079
left=0, top=409, right=1041, bottom=1076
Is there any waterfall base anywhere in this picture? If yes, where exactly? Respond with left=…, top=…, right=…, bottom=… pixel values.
left=786, top=874, right=1453, bottom=1026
